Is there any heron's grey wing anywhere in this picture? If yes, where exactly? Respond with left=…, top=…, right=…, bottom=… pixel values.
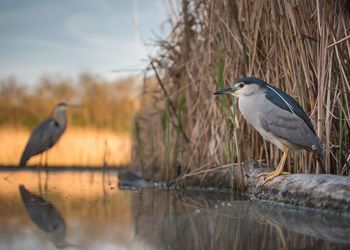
left=265, top=84, right=317, bottom=134
left=20, top=119, right=62, bottom=165
left=260, top=103, right=323, bottom=154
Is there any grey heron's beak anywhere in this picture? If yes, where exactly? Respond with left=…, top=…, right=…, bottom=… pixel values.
left=213, top=86, right=238, bottom=95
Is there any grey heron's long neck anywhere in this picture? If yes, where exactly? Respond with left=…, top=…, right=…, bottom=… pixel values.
left=53, top=109, right=67, bottom=129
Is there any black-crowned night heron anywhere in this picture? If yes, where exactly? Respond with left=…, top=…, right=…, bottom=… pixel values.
left=214, top=77, right=324, bottom=185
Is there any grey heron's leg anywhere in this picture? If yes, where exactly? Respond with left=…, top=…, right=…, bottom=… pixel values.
left=38, top=164, right=42, bottom=195
left=257, top=146, right=291, bottom=186
left=44, top=167, right=49, bottom=192
left=43, top=150, right=49, bottom=191
left=44, top=151, right=48, bottom=173
left=39, top=153, right=43, bottom=168
left=38, top=153, right=42, bottom=175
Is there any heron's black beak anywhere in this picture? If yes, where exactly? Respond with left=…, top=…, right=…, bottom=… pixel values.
left=213, top=86, right=238, bottom=95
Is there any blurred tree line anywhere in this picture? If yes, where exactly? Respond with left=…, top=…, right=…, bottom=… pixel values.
left=0, top=73, right=139, bottom=133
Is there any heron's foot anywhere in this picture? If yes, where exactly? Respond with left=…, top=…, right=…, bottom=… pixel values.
left=256, top=171, right=290, bottom=178
left=256, top=171, right=290, bottom=186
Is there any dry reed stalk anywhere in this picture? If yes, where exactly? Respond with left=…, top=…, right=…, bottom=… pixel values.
left=0, top=126, right=131, bottom=166
left=132, top=0, right=350, bottom=184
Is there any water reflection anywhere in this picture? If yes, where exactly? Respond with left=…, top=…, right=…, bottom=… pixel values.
left=19, top=185, right=74, bottom=248
left=253, top=203, right=350, bottom=245
left=0, top=169, right=349, bottom=250
left=130, top=190, right=350, bottom=250
left=130, top=192, right=350, bottom=249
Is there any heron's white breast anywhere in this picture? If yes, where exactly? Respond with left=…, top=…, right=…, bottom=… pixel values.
left=238, top=93, right=296, bottom=151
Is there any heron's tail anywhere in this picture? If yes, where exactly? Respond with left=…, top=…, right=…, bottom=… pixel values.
left=310, top=137, right=325, bottom=172
left=315, top=153, right=325, bottom=173
left=318, top=141, right=325, bottom=157
left=19, top=153, right=29, bottom=167
left=312, top=136, right=324, bottom=158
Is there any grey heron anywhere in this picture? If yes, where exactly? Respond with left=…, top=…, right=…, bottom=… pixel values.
left=19, top=102, right=71, bottom=167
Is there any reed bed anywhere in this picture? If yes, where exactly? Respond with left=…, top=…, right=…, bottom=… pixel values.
left=0, top=127, right=131, bottom=166
left=132, top=0, right=350, bottom=184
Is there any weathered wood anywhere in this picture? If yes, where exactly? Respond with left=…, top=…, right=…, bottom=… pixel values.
left=175, top=160, right=350, bottom=213
left=235, top=160, right=350, bottom=213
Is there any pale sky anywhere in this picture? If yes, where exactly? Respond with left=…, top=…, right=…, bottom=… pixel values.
left=0, top=0, right=172, bottom=85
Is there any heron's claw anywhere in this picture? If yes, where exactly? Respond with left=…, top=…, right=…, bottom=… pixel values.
left=256, top=171, right=290, bottom=178
left=256, top=171, right=290, bottom=186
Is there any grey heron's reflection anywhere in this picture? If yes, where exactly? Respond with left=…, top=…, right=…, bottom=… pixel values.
left=19, top=185, right=75, bottom=248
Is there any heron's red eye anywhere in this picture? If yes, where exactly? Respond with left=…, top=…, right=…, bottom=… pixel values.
left=239, top=83, right=245, bottom=88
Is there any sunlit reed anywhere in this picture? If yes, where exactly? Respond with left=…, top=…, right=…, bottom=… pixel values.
left=0, top=127, right=131, bottom=166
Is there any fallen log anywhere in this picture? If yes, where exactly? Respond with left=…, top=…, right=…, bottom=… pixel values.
left=237, top=160, right=350, bottom=213
left=177, top=159, right=350, bottom=213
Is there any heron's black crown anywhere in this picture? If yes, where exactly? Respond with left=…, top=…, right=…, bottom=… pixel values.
left=236, top=77, right=269, bottom=87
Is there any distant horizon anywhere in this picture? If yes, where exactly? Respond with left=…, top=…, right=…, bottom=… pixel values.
left=0, top=0, right=172, bottom=86
left=0, top=69, right=149, bottom=87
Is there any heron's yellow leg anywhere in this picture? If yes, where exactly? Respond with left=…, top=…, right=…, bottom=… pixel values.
left=256, top=213, right=288, bottom=250
left=257, top=146, right=290, bottom=186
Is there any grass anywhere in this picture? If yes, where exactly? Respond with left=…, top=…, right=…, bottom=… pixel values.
left=216, top=50, right=243, bottom=189
left=0, top=126, right=131, bottom=166
left=338, top=91, right=344, bottom=175
left=133, top=117, right=144, bottom=171
left=172, top=90, right=185, bottom=181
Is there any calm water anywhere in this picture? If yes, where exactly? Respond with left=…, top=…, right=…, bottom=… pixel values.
left=0, top=168, right=350, bottom=250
